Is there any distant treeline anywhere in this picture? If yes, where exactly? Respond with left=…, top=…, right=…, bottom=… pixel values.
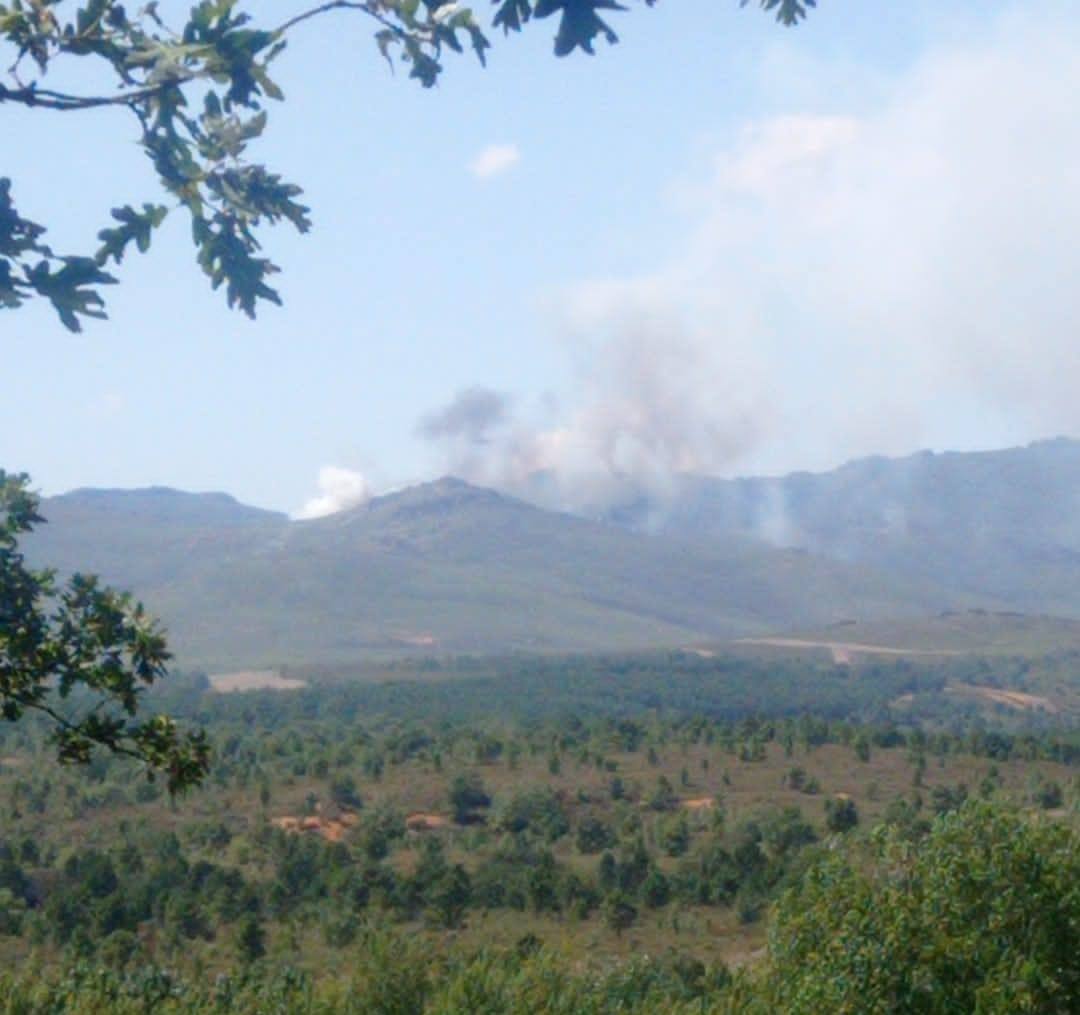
left=136, top=648, right=1080, bottom=747
left=158, top=651, right=954, bottom=725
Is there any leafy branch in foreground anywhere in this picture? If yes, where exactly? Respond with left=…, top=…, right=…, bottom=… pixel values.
left=0, top=470, right=209, bottom=793
left=1, top=1, right=812, bottom=331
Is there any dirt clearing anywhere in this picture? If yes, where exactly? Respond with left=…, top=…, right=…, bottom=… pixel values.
left=210, top=670, right=307, bottom=693
left=948, top=683, right=1059, bottom=713
left=406, top=812, right=450, bottom=831
left=272, top=813, right=357, bottom=842
left=734, top=637, right=963, bottom=665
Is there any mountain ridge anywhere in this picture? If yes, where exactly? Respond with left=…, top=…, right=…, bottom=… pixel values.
left=26, top=476, right=942, bottom=669
left=22, top=438, right=1080, bottom=669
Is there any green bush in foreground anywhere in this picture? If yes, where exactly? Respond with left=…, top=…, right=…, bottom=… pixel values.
left=0, top=945, right=737, bottom=1015
left=759, top=801, right=1080, bottom=1014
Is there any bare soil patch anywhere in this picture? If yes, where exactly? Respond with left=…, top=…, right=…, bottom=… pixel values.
left=271, top=812, right=357, bottom=842
left=210, top=670, right=307, bottom=693
left=949, top=683, right=1058, bottom=713
left=406, top=812, right=450, bottom=831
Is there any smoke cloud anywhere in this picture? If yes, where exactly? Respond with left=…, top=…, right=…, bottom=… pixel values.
left=423, top=3, right=1080, bottom=515
left=417, top=387, right=513, bottom=482
left=295, top=466, right=370, bottom=519
left=417, top=386, right=509, bottom=445
left=419, top=311, right=771, bottom=515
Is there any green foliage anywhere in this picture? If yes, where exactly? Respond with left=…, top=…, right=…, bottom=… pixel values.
left=641, top=867, right=671, bottom=908
left=0, top=671, right=1077, bottom=1011
left=648, top=774, right=678, bottom=811
left=1028, top=772, right=1064, bottom=810
left=96, top=203, right=168, bottom=267
left=741, top=0, right=816, bottom=26
left=329, top=773, right=363, bottom=810
left=783, top=765, right=819, bottom=794
left=1, top=1, right=810, bottom=329
left=0, top=472, right=208, bottom=793
left=494, top=786, right=570, bottom=840
left=823, top=795, right=858, bottom=834
left=930, top=781, right=968, bottom=816
left=658, top=811, right=690, bottom=856
left=427, top=863, right=471, bottom=929
left=602, top=891, right=637, bottom=934
left=0, top=886, right=25, bottom=935
left=448, top=771, right=491, bottom=823
left=576, top=815, right=616, bottom=854
left=358, top=805, right=406, bottom=861
left=0, top=178, right=115, bottom=331
left=762, top=801, right=1080, bottom=1014
left=0, top=940, right=743, bottom=1012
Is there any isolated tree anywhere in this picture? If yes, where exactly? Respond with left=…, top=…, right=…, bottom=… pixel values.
left=448, top=770, right=490, bottom=823
left=0, top=0, right=814, bottom=331
left=822, top=794, right=857, bottom=833
left=329, top=772, right=363, bottom=810
left=602, top=891, right=637, bottom=935
left=0, top=471, right=209, bottom=793
left=428, top=863, right=471, bottom=929
left=235, top=913, right=267, bottom=963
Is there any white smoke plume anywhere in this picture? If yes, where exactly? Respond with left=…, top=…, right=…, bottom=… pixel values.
left=666, top=4, right=1080, bottom=469
left=419, top=310, right=772, bottom=515
left=295, top=466, right=370, bottom=519
left=424, top=3, right=1080, bottom=516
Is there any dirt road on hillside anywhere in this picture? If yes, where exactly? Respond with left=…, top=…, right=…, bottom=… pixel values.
left=731, top=638, right=964, bottom=665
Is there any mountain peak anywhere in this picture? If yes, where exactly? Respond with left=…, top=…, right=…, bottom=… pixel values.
left=372, top=475, right=512, bottom=511
left=297, top=476, right=519, bottom=531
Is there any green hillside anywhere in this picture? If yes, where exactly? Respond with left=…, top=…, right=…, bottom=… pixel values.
left=791, top=610, right=1080, bottom=656
left=28, top=436, right=1080, bottom=672
left=24, top=478, right=943, bottom=670
left=569, top=438, right=1080, bottom=617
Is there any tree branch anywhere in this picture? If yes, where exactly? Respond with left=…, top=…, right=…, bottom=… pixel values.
left=0, top=2, right=389, bottom=115
left=6, top=689, right=146, bottom=765
left=274, top=0, right=375, bottom=36
left=0, top=79, right=187, bottom=112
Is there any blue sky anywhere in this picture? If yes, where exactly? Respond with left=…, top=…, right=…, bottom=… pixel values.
left=5, top=0, right=1078, bottom=515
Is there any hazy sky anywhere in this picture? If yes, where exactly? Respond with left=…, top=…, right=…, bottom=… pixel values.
left=5, top=0, right=1078, bottom=515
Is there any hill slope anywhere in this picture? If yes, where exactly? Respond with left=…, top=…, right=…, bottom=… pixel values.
left=25, top=479, right=942, bottom=670
left=570, top=438, right=1080, bottom=617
